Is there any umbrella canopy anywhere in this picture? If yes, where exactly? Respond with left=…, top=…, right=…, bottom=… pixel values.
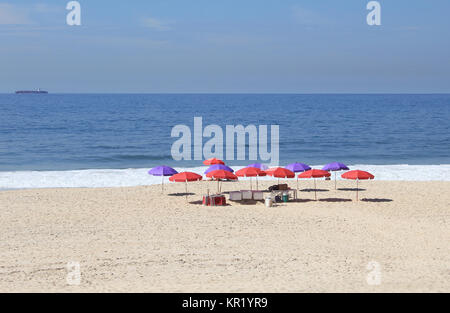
left=322, top=162, right=349, bottom=190
left=169, top=172, right=202, bottom=201
left=246, top=163, right=269, bottom=170
left=264, top=167, right=279, bottom=175
left=205, top=164, right=234, bottom=174
left=236, top=167, right=267, bottom=177
left=342, top=170, right=374, bottom=180
left=169, top=172, right=202, bottom=182
left=206, top=170, right=238, bottom=180
left=285, top=162, right=311, bottom=173
left=341, top=170, right=374, bottom=201
left=148, top=166, right=178, bottom=176
left=266, top=167, right=295, bottom=178
left=235, top=167, right=267, bottom=190
left=298, top=169, right=331, bottom=179
left=148, top=165, right=178, bottom=193
left=206, top=170, right=238, bottom=193
left=322, top=162, right=349, bottom=171
left=203, top=158, right=225, bottom=166
left=298, top=169, right=331, bottom=201
left=286, top=162, right=311, bottom=191
left=265, top=167, right=295, bottom=187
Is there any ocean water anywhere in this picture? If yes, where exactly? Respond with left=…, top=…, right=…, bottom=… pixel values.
left=0, top=94, right=449, bottom=188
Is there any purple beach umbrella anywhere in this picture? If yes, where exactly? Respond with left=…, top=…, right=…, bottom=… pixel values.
left=322, top=162, right=349, bottom=190
left=204, top=164, right=234, bottom=174
left=285, top=163, right=311, bottom=191
left=285, top=162, right=311, bottom=172
left=246, top=163, right=269, bottom=170
left=148, top=166, right=178, bottom=193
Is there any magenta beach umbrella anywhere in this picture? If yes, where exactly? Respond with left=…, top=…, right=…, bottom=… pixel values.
left=285, top=162, right=311, bottom=190
left=148, top=166, right=178, bottom=193
left=204, top=164, right=234, bottom=174
left=246, top=163, right=269, bottom=171
left=322, top=162, right=349, bottom=190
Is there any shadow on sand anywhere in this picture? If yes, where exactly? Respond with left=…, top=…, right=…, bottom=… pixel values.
left=338, top=188, right=366, bottom=192
left=229, top=200, right=265, bottom=205
left=361, top=198, right=393, bottom=203
left=300, top=188, right=330, bottom=193
left=168, top=192, right=196, bottom=197
left=289, top=198, right=315, bottom=203
left=319, top=198, right=353, bottom=203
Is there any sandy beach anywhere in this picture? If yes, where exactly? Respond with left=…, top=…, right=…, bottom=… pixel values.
left=0, top=179, right=448, bottom=293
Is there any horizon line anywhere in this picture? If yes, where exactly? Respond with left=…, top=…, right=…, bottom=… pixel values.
left=2, top=92, right=450, bottom=95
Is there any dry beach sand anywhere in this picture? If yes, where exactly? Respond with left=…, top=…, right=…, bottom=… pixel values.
left=0, top=180, right=449, bottom=293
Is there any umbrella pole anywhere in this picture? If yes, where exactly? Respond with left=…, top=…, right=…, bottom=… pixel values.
left=162, top=176, right=164, bottom=194
left=256, top=177, right=258, bottom=191
left=297, top=177, right=299, bottom=191
left=250, top=177, right=252, bottom=190
left=217, top=179, right=220, bottom=194
left=356, top=179, right=359, bottom=202
left=335, top=172, right=337, bottom=190
left=185, top=181, right=188, bottom=202
left=314, top=178, right=317, bottom=201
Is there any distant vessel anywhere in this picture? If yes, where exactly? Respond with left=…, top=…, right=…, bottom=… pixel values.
left=15, top=88, right=48, bottom=94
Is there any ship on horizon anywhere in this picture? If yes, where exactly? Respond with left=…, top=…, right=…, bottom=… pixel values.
left=15, top=88, right=48, bottom=94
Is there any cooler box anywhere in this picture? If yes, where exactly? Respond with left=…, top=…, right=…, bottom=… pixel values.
left=229, top=191, right=242, bottom=201
left=241, top=190, right=253, bottom=200
left=253, top=191, right=264, bottom=201
left=202, top=195, right=211, bottom=206
left=203, top=195, right=226, bottom=206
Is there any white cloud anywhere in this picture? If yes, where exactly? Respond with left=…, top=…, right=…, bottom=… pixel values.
left=0, top=3, right=32, bottom=25
left=140, top=17, right=173, bottom=31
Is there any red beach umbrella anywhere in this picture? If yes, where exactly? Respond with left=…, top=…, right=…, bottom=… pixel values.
left=235, top=167, right=267, bottom=190
left=264, top=167, right=278, bottom=175
left=341, top=170, right=374, bottom=180
left=169, top=172, right=202, bottom=182
left=298, top=169, right=331, bottom=201
left=298, top=169, right=331, bottom=179
left=206, top=170, right=238, bottom=193
left=341, top=170, right=374, bottom=201
left=169, top=172, right=202, bottom=201
left=266, top=167, right=295, bottom=178
left=203, top=158, right=225, bottom=166
left=265, top=167, right=295, bottom=186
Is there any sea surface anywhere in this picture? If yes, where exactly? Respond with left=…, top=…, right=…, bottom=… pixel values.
left=0, top=94, right=449, bottom=188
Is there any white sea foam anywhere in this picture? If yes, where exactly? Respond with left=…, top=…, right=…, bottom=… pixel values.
left=0, top=164, right=449, bottom=190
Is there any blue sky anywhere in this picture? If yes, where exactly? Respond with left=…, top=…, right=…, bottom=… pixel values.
left=1, top=0, right=449, bottom=93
